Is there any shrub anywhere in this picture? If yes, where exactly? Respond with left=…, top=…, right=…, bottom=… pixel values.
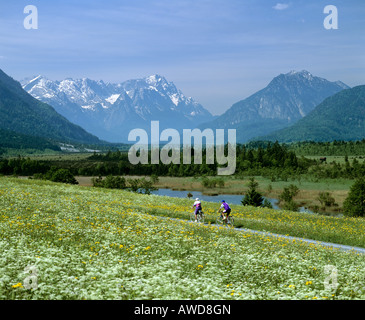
left=279, top=184, right=299, bottom=212
left=49, top=168, right=78, bottom=185
left=317, top=192, right=338, bottom=210
left=343, top=178, right=365, bottom=217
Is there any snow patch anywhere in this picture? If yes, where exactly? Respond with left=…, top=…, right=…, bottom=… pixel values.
left=28, top=75, right=42, bottom=84
left=170, top=93, right=180, bottom=106
left=105, top=94, right=120, bottom=104
left=81, top=105, right=95, bottom=110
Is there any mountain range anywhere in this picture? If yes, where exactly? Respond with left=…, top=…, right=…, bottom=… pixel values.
left=3, top=67, right=362, bottom=149
left=199, top=70, right=350, bottom=142
left=258, top=85, right=365, bottom=142
left=22, top=74, right=214, bottom=142
left=0, top=69, right=101, bottom=146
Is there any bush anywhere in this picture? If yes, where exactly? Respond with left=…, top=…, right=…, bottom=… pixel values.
left=201, top=177, right=225, bottom=188
left=282, top=200, right=299, bottom=212
left=48, top=168, right=78, bottom=185
left=92, top=175, right=126, bottom=189
left=279, top=184, right=299, bottom=212
left=262, top=198, right=273, bottom=209
left=279, top=185, right=299, bottom=203
left=317, top=192, right=338, bottom=210
left=126, top=177, right=157, bottom=195
left=343, top=178, right=365, bottom=217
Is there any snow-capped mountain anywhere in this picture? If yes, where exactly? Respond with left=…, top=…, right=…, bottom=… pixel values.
left=22, top=74, right=214, bottom=142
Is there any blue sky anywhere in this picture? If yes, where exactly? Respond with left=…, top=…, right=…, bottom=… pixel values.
left=0, top=0, right=364, bottom=115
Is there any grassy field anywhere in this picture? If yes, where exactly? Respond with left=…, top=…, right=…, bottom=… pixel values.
left=0, top=177, right=364, bottom=300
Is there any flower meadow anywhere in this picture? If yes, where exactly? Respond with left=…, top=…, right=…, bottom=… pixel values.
left=0, top=177, right=364, bottom=300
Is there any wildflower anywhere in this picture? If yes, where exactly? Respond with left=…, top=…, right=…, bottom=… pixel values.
left=12, top=283, right=23, bottom=289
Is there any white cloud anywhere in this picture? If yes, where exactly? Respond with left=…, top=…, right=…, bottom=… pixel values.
left=273, top=3, right=290, bottom=10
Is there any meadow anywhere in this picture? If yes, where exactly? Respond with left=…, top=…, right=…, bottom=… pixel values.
left=0, top=177, right=364, bottom=300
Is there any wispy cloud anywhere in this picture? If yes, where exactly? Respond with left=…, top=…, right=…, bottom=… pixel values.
left=273, top=3, right=290, bottom=11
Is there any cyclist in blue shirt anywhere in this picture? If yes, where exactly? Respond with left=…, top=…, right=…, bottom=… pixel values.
left=219, top=200, right=231, bottom=221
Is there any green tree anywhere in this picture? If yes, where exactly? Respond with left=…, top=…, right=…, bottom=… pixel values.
left=343, top=178, right=365, bottom=217
left=241, top=178, right=264, bottom=207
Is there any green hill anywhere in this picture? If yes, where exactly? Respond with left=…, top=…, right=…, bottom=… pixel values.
left=0, top=69, right=101, bottom=144
left=259, top=85, right=365, bottom=142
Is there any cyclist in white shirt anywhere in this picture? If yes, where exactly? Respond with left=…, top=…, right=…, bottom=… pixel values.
left=192, top=198, right=202, bottom=222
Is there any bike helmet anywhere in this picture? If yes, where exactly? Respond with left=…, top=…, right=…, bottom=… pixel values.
left=196, top=198, right=200, bottom=201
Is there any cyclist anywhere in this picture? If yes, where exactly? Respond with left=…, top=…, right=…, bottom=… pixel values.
left=218, top=200, right=231, bottom=223
left=192, top=198, right=202, bottom=222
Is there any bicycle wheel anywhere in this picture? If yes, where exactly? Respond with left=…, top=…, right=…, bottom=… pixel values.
left=227, top=216, right=234, bottom=227
left=216, top=215, right=224, bottom=225
left=190, top=212, right=196, bottom=222
left=198, top=212, right=205, bottom=224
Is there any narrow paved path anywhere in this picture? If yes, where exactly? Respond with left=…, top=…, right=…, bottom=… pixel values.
left=232, top=226, right=365, bottom=255
left=181, top=217, right=365, bottom=255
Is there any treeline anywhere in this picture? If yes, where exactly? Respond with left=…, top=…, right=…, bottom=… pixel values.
left=85, top=142, right=310, bottom=178
left=1, top=141, right=364, bottom=180
left=0, top=142, right=318, bottom=178
left=287, top=140, right=365, bottom=156
left=0, top=156, right=50, bottom=175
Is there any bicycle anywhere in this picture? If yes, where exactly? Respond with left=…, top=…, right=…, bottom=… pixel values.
left=190, top=209, right=205, bottom=223
left=216, top=210, right=234, bottom=227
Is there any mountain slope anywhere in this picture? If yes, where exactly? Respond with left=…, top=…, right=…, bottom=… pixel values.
left=22, top=74, right=214, bottom=142
left=0, top=128, right=61, bottom=152
left=199, top=70, right=349, bottom=143
left=259, top=85, right=365, bottom=142
left=0, top=69, right=101, bottom=144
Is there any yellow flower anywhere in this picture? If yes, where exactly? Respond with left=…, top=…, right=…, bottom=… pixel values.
left=12, top=283, right=23, bottom=289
